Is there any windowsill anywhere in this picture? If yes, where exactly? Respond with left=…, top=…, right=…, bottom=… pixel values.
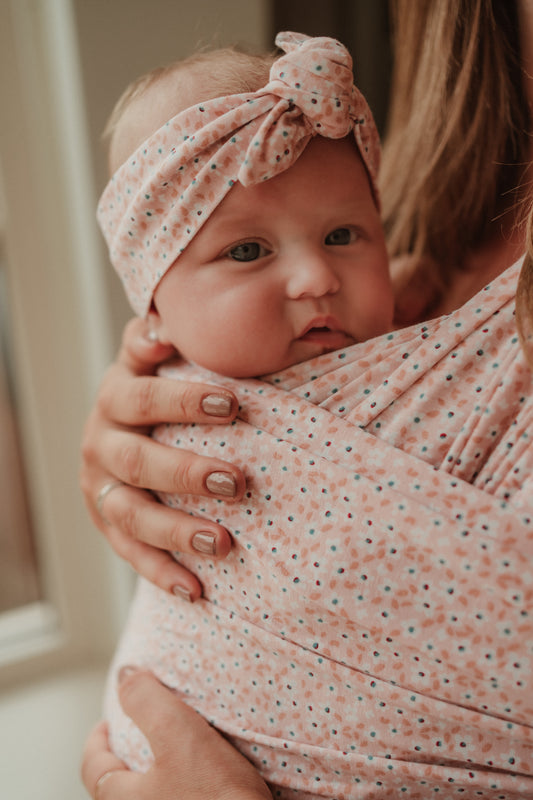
left=0, top=602, right=62, bottom=668
left=0, top=662, right=108, bottom=799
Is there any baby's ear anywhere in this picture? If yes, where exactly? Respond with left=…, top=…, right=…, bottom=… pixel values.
left=146, top=309, right=173, bottom=346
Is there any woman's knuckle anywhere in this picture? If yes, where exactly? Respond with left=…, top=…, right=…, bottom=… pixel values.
left=171, top=458, right=197, bottom=493
left=121, top=442, right=146, bottom=487
left=80, top=417, right=99, bottom=462
left=153, top=703, right=177, bottom=732
left=176, top=382, right=203, bottom=420
left=174, top=394, right=189, bottom=420
left=94, top=373, right=116, bottom=418
left=151, top=559, right=175, bottom=590
left=134, top=379, right=157, bottom=420
left=168, top=522, right=187, bottom=552
left=120, top=504, right=142, bottom=541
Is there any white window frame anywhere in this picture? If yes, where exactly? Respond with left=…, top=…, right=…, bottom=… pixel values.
left=0, top=0, right=131, bottom=686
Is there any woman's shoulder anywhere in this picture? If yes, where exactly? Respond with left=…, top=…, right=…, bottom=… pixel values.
left=392, top=253, right=524, bottom=327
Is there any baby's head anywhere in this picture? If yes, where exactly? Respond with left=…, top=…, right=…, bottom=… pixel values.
left=98, top=33, right=393, bottom=377
left=106, top=47, right=276, bottom=175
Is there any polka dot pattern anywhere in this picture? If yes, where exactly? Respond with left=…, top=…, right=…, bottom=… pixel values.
left=96, top=31, right=380, bottom=317
left=106, top=259, right=533, bottom=797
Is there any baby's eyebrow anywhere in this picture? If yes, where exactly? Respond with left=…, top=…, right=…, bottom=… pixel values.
left=206, top=208, right=266, bottom=233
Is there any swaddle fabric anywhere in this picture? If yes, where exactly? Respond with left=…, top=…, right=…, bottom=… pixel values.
left=105, top=259, right=533, bottom=798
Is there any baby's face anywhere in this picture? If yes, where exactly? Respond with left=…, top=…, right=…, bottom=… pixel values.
left=152, top=136, right=393, bottom=377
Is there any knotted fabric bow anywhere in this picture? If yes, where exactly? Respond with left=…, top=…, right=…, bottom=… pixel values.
left=97, top=31, right=381, bottom=317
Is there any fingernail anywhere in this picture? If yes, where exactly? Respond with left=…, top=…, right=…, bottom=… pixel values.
left=146, top=329, right=159, bottom=343
left=118, top=665, right=141, bottom=684
left=192, top=531, right=217, bottom=555
left=172, top=584, right=193, bottom=602
left=205, top=471, right=237, bottom=497
left=201, top=393, right=232, bottom=417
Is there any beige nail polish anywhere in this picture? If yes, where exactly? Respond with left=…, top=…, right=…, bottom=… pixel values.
left=201, top=394, right=232, bottom=417
left=205, top=471, right=237, bottom=497
left=172, top=584, right=193, bottom=602
left=118, top=665, right=141, bottom=684
left=192, top=531, right=217, bottom=555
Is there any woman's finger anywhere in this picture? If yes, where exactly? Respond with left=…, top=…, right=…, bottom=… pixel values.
left=117, top=671, right=272, bottom=800
left=104, top=521, right=204, bottom=600
left=82, top=473, right=230, bottom=597
left=117, top=671, right=193, bottom=759
left=98, top=484, right=232, bottom=599
left=118, top=316, right=177, bottom=375
left=98, top=372, right=239, bottom=428
left=82, top=673, right=271, bottom=800
left=96, top=430, right=246, bottom=499
left=81, top=722, right=128, bottom=800
left=104, top=318, right=239, bottom=426
left=99, top=483, right=232, bottom=557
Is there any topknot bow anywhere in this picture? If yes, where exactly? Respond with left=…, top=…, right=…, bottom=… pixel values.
left=236, top=32, right=376, bottom=186
left=97, top=31, right=381, bottom=317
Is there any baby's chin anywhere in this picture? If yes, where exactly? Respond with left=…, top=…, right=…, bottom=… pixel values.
left=191, top=335, right=358, bottom=379
left=258, top=340, right=357, bottom=379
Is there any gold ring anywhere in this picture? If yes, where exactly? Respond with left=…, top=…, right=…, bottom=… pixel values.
left=94, top=769, right=118, bottom=799
left=96, top=480, right=127, bottom=524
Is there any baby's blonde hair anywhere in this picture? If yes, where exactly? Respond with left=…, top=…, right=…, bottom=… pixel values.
left=104, top=45, right=277, bottom=153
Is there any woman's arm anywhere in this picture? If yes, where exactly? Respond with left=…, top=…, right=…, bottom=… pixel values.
left=81, top=670, right=272, bottom=800
left=80, top=317, right=246, bottom=599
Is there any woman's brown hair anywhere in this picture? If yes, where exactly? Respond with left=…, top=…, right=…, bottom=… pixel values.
left=380, top=0, right=533, bottom=351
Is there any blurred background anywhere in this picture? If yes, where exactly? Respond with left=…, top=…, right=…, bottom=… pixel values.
left=0, top=1, right=390, bottom=796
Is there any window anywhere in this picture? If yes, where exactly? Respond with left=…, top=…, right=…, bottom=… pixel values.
left=0, top=0, right=130, bottom=684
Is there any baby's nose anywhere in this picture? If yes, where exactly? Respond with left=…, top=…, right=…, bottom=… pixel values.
left=286, top=250, right=341, bottom=299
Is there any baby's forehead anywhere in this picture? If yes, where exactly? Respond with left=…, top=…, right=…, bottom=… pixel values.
left=109, top=68, right=208, bottom=173
left=208, top=136, right=371, bottom=220
left=109, top=50, right=274, bottom=174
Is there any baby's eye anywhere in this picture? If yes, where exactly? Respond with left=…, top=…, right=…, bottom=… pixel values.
left=325, top=227, right=357, bottom=246
left=227, top=242, right=268, bottom=261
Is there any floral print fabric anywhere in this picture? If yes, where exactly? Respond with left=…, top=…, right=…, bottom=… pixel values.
left=105, top=258, right=533, bottom=798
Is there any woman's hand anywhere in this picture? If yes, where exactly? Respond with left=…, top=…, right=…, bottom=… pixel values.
left=80, top=317, right=246, bottom=600
left=81, top=670, right=272, bottom=800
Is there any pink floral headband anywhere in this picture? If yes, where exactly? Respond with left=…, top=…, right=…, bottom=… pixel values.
left=97, top=31, right=381, bottom=317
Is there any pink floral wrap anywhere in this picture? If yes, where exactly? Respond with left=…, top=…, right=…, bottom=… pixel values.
left=106, top=260, right=533, bottom=798
left=97, top=31, right=380, bottom=317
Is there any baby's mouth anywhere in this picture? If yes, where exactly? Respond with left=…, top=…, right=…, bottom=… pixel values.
left=298, top=320, right=354, bottom=349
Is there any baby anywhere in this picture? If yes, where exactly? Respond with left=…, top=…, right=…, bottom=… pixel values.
left=97, top=31, right=395, bottom=797
left=98, top=32, right=393, bottom=379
